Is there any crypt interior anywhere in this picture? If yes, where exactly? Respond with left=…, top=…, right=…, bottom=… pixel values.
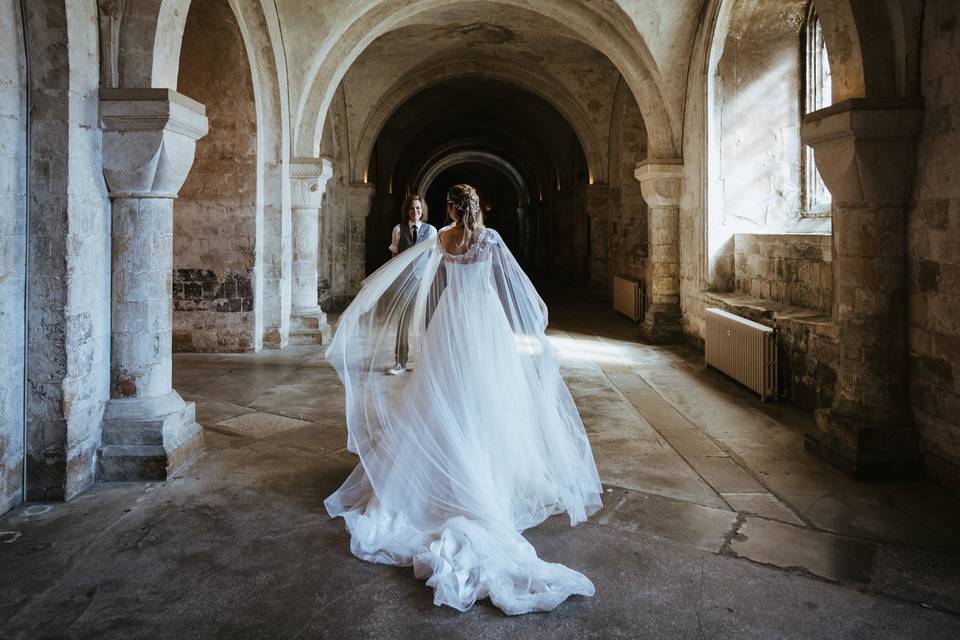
left=2, top=0, right=960, bottom=636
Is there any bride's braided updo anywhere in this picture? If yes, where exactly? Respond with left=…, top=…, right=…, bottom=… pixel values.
left=446, top=184, right=484, bottom=248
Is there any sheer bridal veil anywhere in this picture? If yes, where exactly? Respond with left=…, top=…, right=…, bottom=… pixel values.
left=323, top=228, right=602, bottom=614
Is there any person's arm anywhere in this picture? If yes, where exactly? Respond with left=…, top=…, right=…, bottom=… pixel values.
left=388, top=225, right=401, bottom=255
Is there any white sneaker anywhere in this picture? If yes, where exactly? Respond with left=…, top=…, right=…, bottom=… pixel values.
left=386, top=363, right=407, bottom=375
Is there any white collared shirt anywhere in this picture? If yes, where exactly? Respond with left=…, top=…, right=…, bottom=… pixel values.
left=389, top=220, right=435, bottom=254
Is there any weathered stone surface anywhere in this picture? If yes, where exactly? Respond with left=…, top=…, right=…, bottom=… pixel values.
left=801, top=100, right=924, bottom=479
left=99, top=87, right=208, bottom=483
left=733, top=233, right=832, bottom=313
left=288, top=157, right=334, bottom=343
left=0, top=0, right=27, bottom=515
left=174, top=0, right=260, bottom=353
left=636, top=160, right=683, bottom=343
left=22, top=0, right=111, bottom=504
left=909, top=0, right=960, bottom=493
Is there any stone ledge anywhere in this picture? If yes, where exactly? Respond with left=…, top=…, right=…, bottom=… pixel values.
left=701, top=291, right=836, bottom=338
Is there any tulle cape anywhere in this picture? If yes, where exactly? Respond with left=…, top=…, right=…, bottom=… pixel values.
left=323, top=229, right=603, bottom=614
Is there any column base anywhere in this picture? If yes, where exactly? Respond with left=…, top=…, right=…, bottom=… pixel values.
left=262, top=327, right=289, bottom=350
left=805, top=408, right=924, bottom=481
left=290, top=305, right=331, bottom=345
left=98, top=391, right=204, bottom=481
left=641, top=303, right=683, bottom=344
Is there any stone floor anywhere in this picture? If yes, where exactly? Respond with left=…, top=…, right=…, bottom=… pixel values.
left=3, top=289, right=960, bottom=638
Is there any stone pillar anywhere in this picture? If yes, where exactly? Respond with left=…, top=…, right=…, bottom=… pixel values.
left=635, top=160, right=683, bottom=343
left=98, top=89, right=208, bottom=480
left=347, top=183, right=375, bottom=294
left=584, top=183, right=610, bottom=294
left=289, top=158, right=334, bottom=344
left=800, top=98, right=924, bottom=479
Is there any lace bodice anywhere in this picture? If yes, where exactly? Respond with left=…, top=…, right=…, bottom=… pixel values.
left=438, top=227, right=498, bottom=265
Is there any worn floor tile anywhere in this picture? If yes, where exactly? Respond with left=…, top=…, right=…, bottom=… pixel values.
left=597, top=490, right=737, bottom=553
left=213, top=411, right=314, bottom=439
left=730, top=517, right=877, bottom=583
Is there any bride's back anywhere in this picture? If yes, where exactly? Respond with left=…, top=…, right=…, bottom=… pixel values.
left=439, top=225, right=484, bottom=256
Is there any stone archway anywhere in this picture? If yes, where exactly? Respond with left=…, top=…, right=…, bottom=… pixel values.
left=105, top=0, right=293, bottom=349
left=95, top=0, right=292, bottom=483
left=811, top=0, right=922, bottom=102
left=352, top=57, right=607, bottom=186
left=292, top=0, right=678, bottom=160
left=173, top=0, right=261, bottom=353
left=416, top=150, right=530, bottom=206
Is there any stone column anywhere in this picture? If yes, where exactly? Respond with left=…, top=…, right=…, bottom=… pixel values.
left=289, top=158, right=334, bottom=344
left=98, top=89, right=208, bottom=480
left=584, top=183, right=610, bottom=294
left=800, top=98, right=924, bottom=479
left=347, top=183, right=375, bottom=294
left=635, top=160, right=683, bottom=343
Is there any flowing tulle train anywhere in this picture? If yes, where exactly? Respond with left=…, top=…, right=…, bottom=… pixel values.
left=324, top=228, right=603, bottom=614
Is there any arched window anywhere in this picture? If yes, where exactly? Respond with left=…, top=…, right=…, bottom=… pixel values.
left=803, top=5, right=832, bottom=217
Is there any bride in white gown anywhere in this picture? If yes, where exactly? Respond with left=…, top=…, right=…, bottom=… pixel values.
left=324, top=184, right=603, bottom=615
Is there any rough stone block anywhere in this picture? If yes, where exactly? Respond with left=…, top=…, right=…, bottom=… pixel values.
left=99, top=394, right=203, bottom=481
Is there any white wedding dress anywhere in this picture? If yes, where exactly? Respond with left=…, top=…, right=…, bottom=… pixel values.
left=324, top=227, right=603, bottom=615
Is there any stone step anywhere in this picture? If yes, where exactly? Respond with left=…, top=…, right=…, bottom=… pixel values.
left=291, top=315, right=323, bottom=331
left=288, top=325, right=331, bottom=345
left=101, top=422, right=165, bottom=446
left=98, top=402, right=202, bottom=481
left=98, top=445, right=168, bottom=481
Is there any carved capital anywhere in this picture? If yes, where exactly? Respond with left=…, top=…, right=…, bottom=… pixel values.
left=635, top=159, right=683, bottom=208
left=100, top=89, right=208, bottom=199
left=290, top=157, right=334, bottom=210
left=801, top=99, right=923, bottom=207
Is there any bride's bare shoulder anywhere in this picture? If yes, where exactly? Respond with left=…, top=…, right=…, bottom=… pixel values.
left=437, top=226, right=458, bottom=248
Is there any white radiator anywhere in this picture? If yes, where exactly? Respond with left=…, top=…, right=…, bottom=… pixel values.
left=613, top=276, right=644, bottom=322
left=705, top=308, right=778, bottom=402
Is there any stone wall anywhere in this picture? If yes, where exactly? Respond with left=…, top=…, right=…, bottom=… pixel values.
left=706, top=0, right=809, bottom=285
left=682, top=0, right=831, bottom=338
left=602, top=80, right=648, bottom=291
left=910, top=0, right=960, bottom=490
left=733, top=234, right=832, bottom=313
left=0, top=0, right=26, bottom=514
left=24, top=0, right=110, bottom=501
left=677, top=0, right=838, bottom=415
left=174, top=0, right=260, bottom=352
left=702, top=291, right=838, bottom=410
left=317, top=91, right=358, bottom=310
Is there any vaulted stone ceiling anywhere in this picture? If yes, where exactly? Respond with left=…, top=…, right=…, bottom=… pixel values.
left=339, top=2, right=619, bottom=183
left=274, top=0, right=707, bottom=158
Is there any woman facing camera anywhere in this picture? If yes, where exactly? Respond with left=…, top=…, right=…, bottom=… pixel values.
left=386, top=194, right=437, bottom=375
left=324, top=184, right=602, bottom=615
